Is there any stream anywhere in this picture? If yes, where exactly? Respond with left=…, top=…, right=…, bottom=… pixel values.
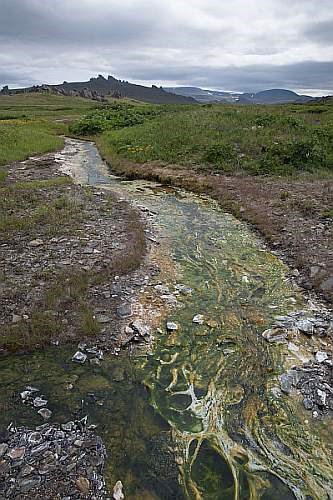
left=1, top=139, right=332, bottom=499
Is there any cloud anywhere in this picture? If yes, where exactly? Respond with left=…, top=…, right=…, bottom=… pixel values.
left=0, top=0, right=332, bottom=95
left=303, top=19, right=333, bottom=45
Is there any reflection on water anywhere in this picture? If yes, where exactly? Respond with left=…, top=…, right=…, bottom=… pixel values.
left=0, top=139, right=332, bottom=499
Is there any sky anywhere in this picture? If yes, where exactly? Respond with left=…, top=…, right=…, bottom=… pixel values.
left=1, top=0, right=332, bottom=96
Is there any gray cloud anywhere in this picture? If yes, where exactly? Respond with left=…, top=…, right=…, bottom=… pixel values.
left=0, top=0, right=332, bottom=95
left=304, top=20, right=333, bottom=45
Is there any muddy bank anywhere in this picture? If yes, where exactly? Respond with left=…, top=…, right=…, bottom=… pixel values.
left=98, top=153, right=333, bottom=306
left=0, top=149, right=166, bottom=355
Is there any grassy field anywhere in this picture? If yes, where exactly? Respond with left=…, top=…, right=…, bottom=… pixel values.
left=0, top=93, right=96, bottom=165
left=95, top=101, right=333, bottom=176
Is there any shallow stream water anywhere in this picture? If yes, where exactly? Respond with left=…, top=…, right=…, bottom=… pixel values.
left=1, top=139, right=332, bottom=499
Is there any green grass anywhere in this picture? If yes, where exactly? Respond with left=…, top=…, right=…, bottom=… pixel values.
left=0, top=93, right=97, bottom=165
left=0, top=177, right=81, bottom=235
left=94, top=102, right=333, bottom=176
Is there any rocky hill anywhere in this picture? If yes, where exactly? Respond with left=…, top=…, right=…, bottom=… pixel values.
left=1, top=75, right=196, bottom=105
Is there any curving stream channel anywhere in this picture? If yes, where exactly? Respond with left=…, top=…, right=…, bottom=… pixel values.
left=1, top=139, right=332, bottom=499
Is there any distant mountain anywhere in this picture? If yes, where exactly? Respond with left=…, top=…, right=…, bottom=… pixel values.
left=0, top=75, right=196, bottom=105
left=164, top=86, right=314, bottom=104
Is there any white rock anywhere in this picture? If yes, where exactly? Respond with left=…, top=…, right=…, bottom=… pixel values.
left=33, top=397, right=48, bottom=408
left=28, top=239, right=44, bottom=247
left=193, top=315, right=204, bottom=325
left=113, top=481, right=124, bottom=500
left=166, top=322, right=178, bottom=331
left=316, top=351, right=328, bottom=363
left=38, top=408, right=52, bottom=420
left=72, top=351, right=87, bottom=364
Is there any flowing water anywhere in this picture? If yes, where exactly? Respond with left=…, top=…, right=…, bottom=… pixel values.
left=1, top=139, right=332, bottom=499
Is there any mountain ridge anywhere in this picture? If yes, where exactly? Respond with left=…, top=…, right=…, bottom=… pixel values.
left=164, top=86, right=315, bottom=104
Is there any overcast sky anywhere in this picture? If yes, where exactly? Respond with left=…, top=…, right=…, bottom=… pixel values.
left=1, top=0, right=332, bottom=95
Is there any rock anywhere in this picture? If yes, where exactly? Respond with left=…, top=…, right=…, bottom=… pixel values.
left=37, top=408, right=52, bottom=420
left=154, top=284, right=170, bottom=294
left=21, top=465, right=35, bottom=477
left=28, top=239, right=44, bottom=247
left=262, top=328, right=288, bottom=343
left=72, top=351, right=87, bottom=364
left=95, top=314, right=112, bottom=324
left=175, top=284, right=192, bottom=295
left=19, top=476, right=42, bottom=491
left=33, top=397, right=48, bottom=408
left=131, top=320, right=150, bottom=337
left=193, top=314, right=204, bottom=325
left=76, top=476, right=90, bottom=495
left=303, top=398, right=314, bottom=410
left=279, top=370, right=302, bottom=394
left=295, top=319, right=314, bottom=335
left=28, top=432, right=43, bottom=445
left=0, top=443, right=8, bottom=458
left=61, top=421, right=75, bottom=432
left=8, top=447, right=26, bottom=460
left=316, top=351, right=329, bottom=363
left=320, top=277, right=333, bottom=292
left=317, top=389, right=327, bottom=406
left=113, top=480, right=124, bottom=500
left=166, top=321, right=178, bottom=331
left=116, top=303, right=133, bottom=319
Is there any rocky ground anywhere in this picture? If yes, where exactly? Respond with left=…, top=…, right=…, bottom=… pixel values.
left=0, top=151, right=171, bottom=356
left=262, top=307, right=333, bottom=418
left=0, top=420, right=108, bottom=499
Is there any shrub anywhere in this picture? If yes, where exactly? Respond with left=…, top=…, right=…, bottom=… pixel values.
left=259, top=138, right=329, bottom=174
left=202, top=143, right=237, bottom=171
